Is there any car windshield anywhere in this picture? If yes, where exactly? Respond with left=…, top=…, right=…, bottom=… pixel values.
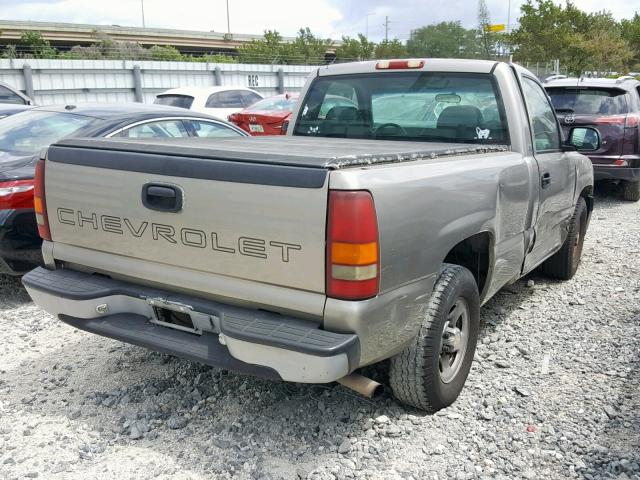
left=246, top=96, right=297, bottom=112
left=293, top=72, right=509, bottom=144
left=154, top=94, right=194, bottom=109
left=0, top=111, right=95, bottom=156
left=546, top=87, right=628, bottom=115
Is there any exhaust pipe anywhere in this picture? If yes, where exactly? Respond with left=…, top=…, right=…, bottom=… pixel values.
left=337, top=373, right=384, bottom=399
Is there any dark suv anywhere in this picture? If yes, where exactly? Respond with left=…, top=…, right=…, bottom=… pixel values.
left=545, top=76, right=640, bottom=201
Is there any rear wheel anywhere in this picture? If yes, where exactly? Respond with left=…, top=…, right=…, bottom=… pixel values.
left=542, top=197, right=587, bottom=280
left=389, top=264, right=479, bottom=412
left=622, top=181, right=640, bottom=202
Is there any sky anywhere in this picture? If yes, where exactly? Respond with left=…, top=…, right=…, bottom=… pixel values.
left=1, top=0, right=638, bottom=41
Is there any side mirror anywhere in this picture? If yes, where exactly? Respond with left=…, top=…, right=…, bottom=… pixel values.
left=565, top=126, right=600, bottom=152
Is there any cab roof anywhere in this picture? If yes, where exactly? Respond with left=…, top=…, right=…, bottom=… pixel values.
left=316, top=58, right=501, bottom=76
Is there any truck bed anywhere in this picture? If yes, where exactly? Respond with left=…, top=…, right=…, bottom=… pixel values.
left=53, top=136, right=508, bottom=170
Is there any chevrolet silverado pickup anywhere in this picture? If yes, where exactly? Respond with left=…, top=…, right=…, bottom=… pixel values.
left=23, top=59, right=597, bottom=412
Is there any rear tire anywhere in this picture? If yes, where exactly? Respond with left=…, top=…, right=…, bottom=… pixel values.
left=542, top=197, right=587, bottom=280
left=622, top=181, right=640, bottom=202
left=389, top=264, right=479, bottom=413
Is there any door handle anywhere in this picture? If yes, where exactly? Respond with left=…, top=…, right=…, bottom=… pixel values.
left=142, top=183, right=183, bottom=212
left=541, top=172, right=552, bottom=189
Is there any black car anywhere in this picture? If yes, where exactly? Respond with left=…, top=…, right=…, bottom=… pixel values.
left=0, top=103, right=247, bottom=275
left=545, top=76, right=640, bottom=201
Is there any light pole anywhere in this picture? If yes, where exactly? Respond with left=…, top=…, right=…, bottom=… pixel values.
left=141, top=0, right=146, bottom=28
left=226, top=0, right=231, bottom=34
left=365, top=12, right=373, bottom=40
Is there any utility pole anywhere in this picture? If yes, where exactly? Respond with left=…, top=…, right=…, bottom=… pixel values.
left=383, top=16, right=390, bottom=42
left=141, top=0, right=146, bottom=28
left=226, top=0, right=231, bottom=34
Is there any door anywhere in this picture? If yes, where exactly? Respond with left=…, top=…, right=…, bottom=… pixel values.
left=520, top=75, right=576, bottom=272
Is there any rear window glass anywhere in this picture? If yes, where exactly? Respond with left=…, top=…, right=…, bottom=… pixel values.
left=0, top=110, right=94, bottom=156
left=154, top=94, right=194, bottom=109
left=546, top=87, right=628, bottom=115
left=246, top=96, right=297, bottom=112
left=293, top=72, right=509, bottom=144
left=206, top=91, right=245, bottom=109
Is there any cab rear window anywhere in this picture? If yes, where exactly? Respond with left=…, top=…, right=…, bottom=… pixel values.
left=546, top=87, right=628, bottom=115
left=293, top=72, right=509, bottom=144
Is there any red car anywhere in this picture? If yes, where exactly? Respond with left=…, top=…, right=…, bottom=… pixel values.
left=228, top=93, right=299, bottom=135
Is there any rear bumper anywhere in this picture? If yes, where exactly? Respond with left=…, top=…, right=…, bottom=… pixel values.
left=594, top=165, right=640, bottom=182
left=23, top=267, right=360, bottom=384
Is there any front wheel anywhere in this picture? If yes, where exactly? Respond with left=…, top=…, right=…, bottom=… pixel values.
left=389, top=264, right=479, bottom=412
left=542, top=197, right=588, bottom=280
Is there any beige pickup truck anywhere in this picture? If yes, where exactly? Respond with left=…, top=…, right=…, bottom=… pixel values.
left=23, top=59, right=596, bottom=411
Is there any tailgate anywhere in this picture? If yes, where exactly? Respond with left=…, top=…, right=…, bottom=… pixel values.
left=44, top=143, right=329, bottom=294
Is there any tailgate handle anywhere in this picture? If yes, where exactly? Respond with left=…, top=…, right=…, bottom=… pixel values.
left=142, top=184, right=183, bottom=212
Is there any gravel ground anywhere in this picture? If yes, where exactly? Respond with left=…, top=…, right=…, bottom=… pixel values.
left=0, top=188, right=638, bottom=480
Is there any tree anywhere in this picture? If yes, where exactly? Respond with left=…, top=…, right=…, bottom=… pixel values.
left=477, top=0, right=498, bottom=59
left=2, top=45, right=17, bottom=59
left=149, top=45, right=182, bottom=61
left=290, top=28, right=333, bottom=64
left=238, top=30, right=283, bottom=63
left=374, top=39, right=408, bottom=59
left=19, top=31, right=57, bottom=58
left=407, top=22, right=477, bottom=58
left=335, top=34, right=374, bottom=62
left=509, top=0, right=633, bottom=74
left=621, top=13, right=640, bottom=69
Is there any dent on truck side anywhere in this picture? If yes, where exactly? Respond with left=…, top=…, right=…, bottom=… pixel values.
left=326, top=151, right=531, bottom=365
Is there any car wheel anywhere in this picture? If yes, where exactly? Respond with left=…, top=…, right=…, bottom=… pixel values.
left=389, top=264, right=479, bottom=412
left=622, top=181, right=640, bottom=202
left=542, top=197, right=587, bottom=280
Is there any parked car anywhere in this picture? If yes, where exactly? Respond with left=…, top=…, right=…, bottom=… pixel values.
left=24, top=59, right=596, bottom=412
left=545, top=76, right=640, bottom=201
left=0, top=104, right=33, bottom=120
left=154, top=86, right=264, bottom=120
left=228, top=93, right=299, bottom=135
left=0, top=103, right=246, bottom=275
left=0, top=82, right=33, bottom=106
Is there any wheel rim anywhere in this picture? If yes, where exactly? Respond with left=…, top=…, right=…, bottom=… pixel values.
left=439, top=298, right=470, bottom=384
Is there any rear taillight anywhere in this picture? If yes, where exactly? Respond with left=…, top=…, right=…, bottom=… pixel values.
left=0, top=179, right=34, bottom=210
left=594, top=114, right=638, bottom=127
left=625, top=114, right=640, bottom=129
left=34, top=158, right=51, bottom=241
left=327, top=190, right=379, bottom=300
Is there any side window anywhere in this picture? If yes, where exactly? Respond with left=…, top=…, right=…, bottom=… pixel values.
left=205, top=91, right=245, bottom=109
left=240, top=91, right=261, bottom=107
left=521, top=76, right=561, bottom=152
left=0, top=85, right=26, bottom=105
left=117, top=120, right=189, bottom=139
left=205, top=92, right=224, bottom=108
left=186, top=120, right=243, bottom=138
